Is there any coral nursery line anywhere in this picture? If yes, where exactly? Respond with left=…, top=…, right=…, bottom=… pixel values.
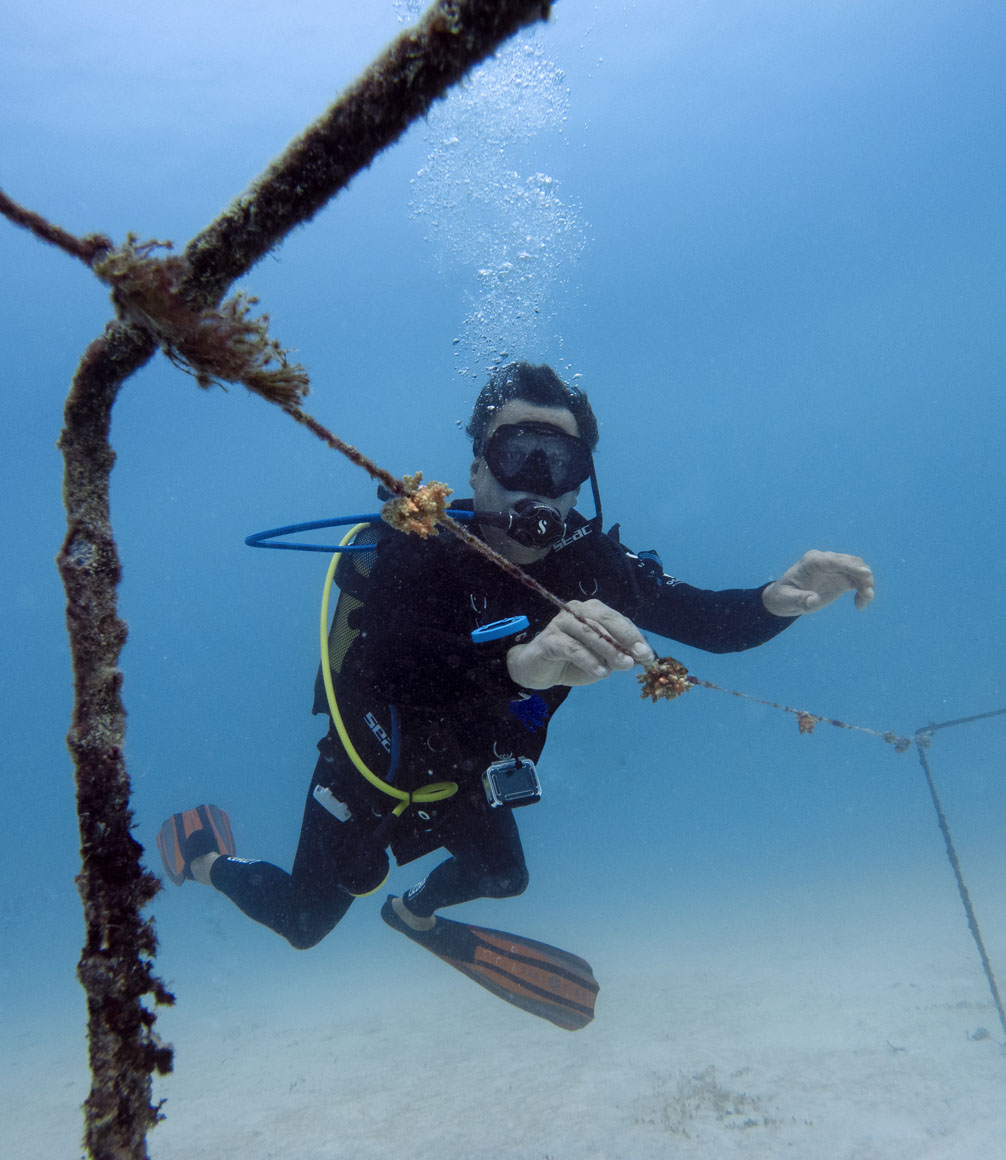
left=287, top=406, right=915, bottom=750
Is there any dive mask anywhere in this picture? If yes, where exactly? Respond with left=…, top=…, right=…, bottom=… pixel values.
left=483, top=422, right=593, bottom=498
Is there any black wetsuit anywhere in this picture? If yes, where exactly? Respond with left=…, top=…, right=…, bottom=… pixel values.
left=210, top=506, right=791, bottom=948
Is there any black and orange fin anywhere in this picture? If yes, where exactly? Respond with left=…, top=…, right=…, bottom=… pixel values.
left=381, top=896, right=598, bottom=1030
left=156, top=803, right=236, bottom=886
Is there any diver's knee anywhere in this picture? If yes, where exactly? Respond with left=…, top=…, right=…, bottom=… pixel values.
left=482, top=865, right=529, bottom=899
left=283, top=896, right=353, bottom=950
left=284, top=929, right=326, bottom=951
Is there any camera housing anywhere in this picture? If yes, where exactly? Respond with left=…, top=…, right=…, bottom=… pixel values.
left=482, top=757, right=542, bottom=809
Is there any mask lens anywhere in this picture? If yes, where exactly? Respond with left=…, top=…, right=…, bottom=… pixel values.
left=485, top=424, right=591, bottom=497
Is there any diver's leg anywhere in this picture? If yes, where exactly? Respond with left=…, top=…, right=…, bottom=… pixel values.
left=207, top=855, right=353, bottom=950
left=201, top=750, right=359, bottom=949
left=399, top=807, right=528, bottom=923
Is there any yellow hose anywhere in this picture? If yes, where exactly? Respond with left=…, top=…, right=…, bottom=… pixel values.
left=320, top=524, right=457, bottom=817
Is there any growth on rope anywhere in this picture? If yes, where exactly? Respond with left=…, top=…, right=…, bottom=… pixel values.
left=638, top=654, right=912, bottom=750
left=92, top=236, right=311, bottom=405
left=638, top=657, right=692, bottom=702
left=381, top=473, right=455, bottom=537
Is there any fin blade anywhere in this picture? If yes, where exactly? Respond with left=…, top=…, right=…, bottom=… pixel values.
left=453, top=927, right=598, bottom=1030
left=156, top=814, right=189, bottom=885
left=383, top=900, right=598, bottom=1030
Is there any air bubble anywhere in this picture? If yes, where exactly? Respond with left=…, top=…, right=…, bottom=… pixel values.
left=407, top=28, right=587, bottom=375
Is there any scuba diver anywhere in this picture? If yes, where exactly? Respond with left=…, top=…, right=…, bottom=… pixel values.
left=158, top=361, right=875, bottom=1029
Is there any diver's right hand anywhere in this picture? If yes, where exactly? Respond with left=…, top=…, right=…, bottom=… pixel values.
left=506, top=598, right=655, bottom=689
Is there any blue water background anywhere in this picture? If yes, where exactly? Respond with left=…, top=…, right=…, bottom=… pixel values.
left=1, top=0, right=1004, bottom=1137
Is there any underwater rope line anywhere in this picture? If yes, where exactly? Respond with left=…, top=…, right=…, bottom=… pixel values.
left=913, top=709, right=1006, bottom=1043
left=274, top=402, right=920, bottom=752
left=917, top=707, right=1006, bottom=735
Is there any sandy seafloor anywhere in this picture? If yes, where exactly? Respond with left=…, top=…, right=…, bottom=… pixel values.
left=6, top=866, right=1004, bottom=1160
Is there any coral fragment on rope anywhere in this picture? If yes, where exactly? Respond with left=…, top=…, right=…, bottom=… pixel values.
left=796, top=711, right=820, bottom=735
left=638, top=656, right=693, bottom=703
left=382, top=472, right=453, bottom=537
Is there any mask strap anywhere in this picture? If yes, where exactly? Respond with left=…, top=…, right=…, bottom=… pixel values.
left=585, top=462, right=603, bottom=531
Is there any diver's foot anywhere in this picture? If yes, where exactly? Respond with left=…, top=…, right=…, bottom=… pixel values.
left=156, top=804, right=236, bottom=886
left=392, top=895, right=437, bottom=931
left=189, top=851, right=221, bottom=885
left=384, top=894, right=437, bottom=933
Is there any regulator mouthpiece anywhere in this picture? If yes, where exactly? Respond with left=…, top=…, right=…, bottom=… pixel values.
left=469, top=500, right=566, bottom=548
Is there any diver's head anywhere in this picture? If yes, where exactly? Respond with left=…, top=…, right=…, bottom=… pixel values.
left=468, top=363, right=598, bottom=562
left=467, top=362, right=599, bottom=459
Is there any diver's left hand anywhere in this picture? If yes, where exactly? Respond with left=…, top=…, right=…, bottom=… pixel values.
left=761, top=550, right=875, bottom=617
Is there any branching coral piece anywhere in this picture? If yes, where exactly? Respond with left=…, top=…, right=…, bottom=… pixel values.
left=886, top=731, right=913, bottom=754
left=638, top=657, right=693, bottom=703
left=381, top=472, right=454, bottom=537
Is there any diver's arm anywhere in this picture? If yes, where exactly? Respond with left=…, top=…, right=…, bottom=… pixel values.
left=631, top=573, right=793, bottom=653
left=629, top=551, right=872, bottom=652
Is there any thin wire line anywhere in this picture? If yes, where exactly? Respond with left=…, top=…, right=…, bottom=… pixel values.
left=917, top=707, right=1006, bottom=735
left=914, top=721, right=1006, bottom=1043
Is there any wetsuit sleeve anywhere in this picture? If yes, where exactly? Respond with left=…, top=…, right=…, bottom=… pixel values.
left=625, top=548, right=794, bottom=653
left=356, top=533, right=520, bottom=707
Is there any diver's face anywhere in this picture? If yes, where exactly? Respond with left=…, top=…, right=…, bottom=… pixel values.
left=470, top=400, right=583, bottom=562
